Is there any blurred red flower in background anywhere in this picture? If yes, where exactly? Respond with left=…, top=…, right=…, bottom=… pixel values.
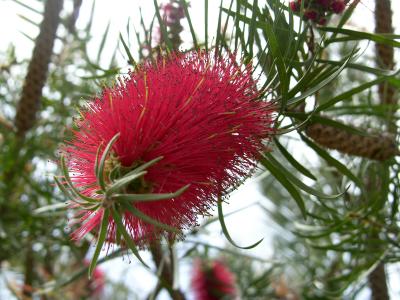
left=192, top=259, right=237, bottom=300
left=331, top=0, right=346, bottom=13
left=83, top=259, right=106, bottom=297
left=289, top=0, right=347, bottom=25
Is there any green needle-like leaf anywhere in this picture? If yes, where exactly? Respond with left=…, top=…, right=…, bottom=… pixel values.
left=260, top=156, right=307, bottom=218
left=314, top=76, right=391, bottom=113
left=97, top=133, right=120, bottom=191
left=274, top=138, right=317, bottom=181
left=121, top=202, right=180, bottom=234
left=13, top=0, right=42, bottom=14
left=106, top=171, right=147, bottom=197
left=153, top=0, right=173, bottom=51
left=322, top=27, right=400, bottom=48
left=89, top=209, right=110, bottom=279
left=179, top=0, right=198, bottom=48
left=284, top=112, right=369, bottom=136
left=288, top=50, right=356, bottom=105
left=112, top=184, right=190, bottom=202
left=123, top=156, right=163, bottom=178
left=299, top=133, right=364, bottom=189
left=119, top=33, right=137, bottom=68
left=217, top=196, right=264, bottom=249
left=263, top=152, right=345, bottom=200
left=60, top=156, right=98, bottom=204
left=261, top=10, right=288, bottom=109
left=316, top=58, right=394, bottom=76
left=96, top=21, right=110, bottom=63
left=54, top=176, right=98, bottom=208
left=204, top=0, right=208, bottom=51
left=246, top=0, right=258, bottom=59
left=17, top=14, right=40, bottom=27
left=215, top=0, right=224, bottom=52
left=33, top=202, right=68, bottom=215
left=54, top=176, right=74, bottom=200
left=111, top=208, right=149, bottom=268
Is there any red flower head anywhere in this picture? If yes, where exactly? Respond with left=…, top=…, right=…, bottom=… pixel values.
left=192, top=259, right=237, bottom=300
left=331, top=0, right=345, bottom=13
left=60, top=50, right=275, bottom=249
left=289, top=1, right=300, bottom=12
left=91, top=268, right=105, bottom=296
left=304, top=9, right=319, bottom=21
left=161, top=1, right=185, bottom=26
left=317, top=16, right=327, bottom=25
left=153, top=0, right=185, bottom=50
left=83, top=259, right=106, bottom=296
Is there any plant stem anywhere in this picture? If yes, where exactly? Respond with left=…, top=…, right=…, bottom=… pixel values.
left=149, top=241, right=186, bottom=300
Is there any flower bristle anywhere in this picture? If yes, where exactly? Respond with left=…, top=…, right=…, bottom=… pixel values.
left=60, top=50, right=275, bottom=248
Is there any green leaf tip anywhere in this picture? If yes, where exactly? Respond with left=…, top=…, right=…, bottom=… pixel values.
left=89, top=209, right=110, bottom=279
left=112, top=184, right=190, bottom=202
left=217, top=196, right=264, bottom=249
left=97, top=133, right=121, bottom=191
left=111, top=208, right=150, bottom=268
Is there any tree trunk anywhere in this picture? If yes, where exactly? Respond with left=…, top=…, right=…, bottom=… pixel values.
left=368, top=263, right=389, bottom=300
left=367, top=1, right=395, bottom=299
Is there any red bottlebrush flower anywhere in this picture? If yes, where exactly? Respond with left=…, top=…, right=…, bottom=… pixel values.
left=304, top=9, right=318, bottom=21
left=84, top=259, right=105, bottom=296
left=331, top=0, right=345, bottom=13
left=192, top=259, right=237, bottom=300
left=90, top=266, right=105, bottom=296
left=289, top=1, right=300, bottom=12
left=317, top=16, right=328, bottom=25
left=297, top=0, right=310, bottom=7
left=155, top=0, right=185, bottom=47
left=161, top=2, right=185, bottom=26
left=61, top=50, right=275, bottom=247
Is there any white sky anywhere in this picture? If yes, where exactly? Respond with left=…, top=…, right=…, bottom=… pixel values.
left=1, top=0, right=400, bottom=299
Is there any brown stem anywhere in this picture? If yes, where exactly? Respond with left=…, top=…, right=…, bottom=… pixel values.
left=375, top=0, right=396, bottom=133
left=368, top=262, right=390, bottom=300
left=23, top=241, right=34, bottom=298
left=366, top=1, right=396, bottom=299
left=149, top=241, right=186, bottom=300
left=66, top=0, right=83, bottom=34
